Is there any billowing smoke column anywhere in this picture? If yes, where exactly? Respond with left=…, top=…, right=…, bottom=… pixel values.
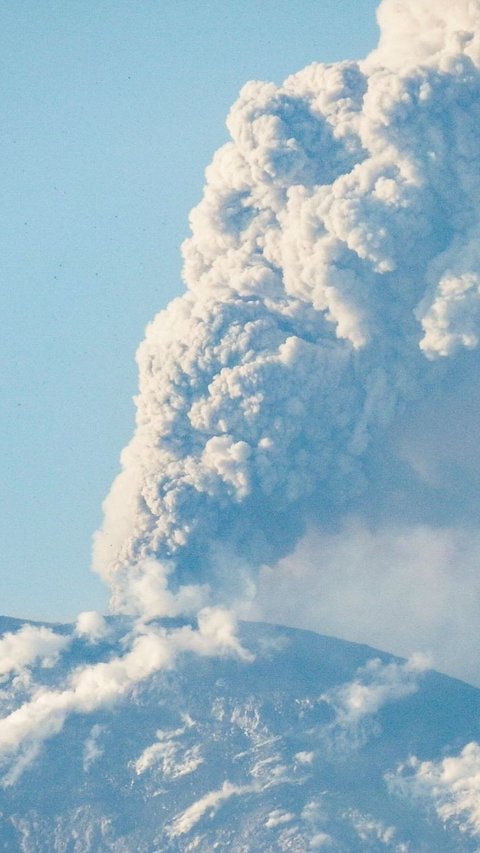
left=94, top=0, right=480, bottom=617
left=2, top=0, right=480, bottom=786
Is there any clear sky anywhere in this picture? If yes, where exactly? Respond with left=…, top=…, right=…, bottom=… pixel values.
left=1, top=1, right=380, bottom=621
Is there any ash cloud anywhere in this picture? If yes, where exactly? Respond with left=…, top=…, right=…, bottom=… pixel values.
left=93, top=0, right=480, bottom=629
left=3, top=0, right=480, bottom=784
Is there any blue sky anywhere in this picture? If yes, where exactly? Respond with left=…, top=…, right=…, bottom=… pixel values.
left=1, top=1, right=379, bottom=621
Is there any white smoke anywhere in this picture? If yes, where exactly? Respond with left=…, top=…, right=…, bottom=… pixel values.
left=388, top=741, right=480, bottom=838
left=0, top=625, right=69, bottom=679
left=74, top=611, right=109, bottom=643
left=315, top=653, right=430, bottom=754
left=3, top=0, right=480, bottom=782
left=0, top=607, right=250, bottom=784
left=93, top=0, right=480, bottom=628
left=321, top=654, right=430, bottom=729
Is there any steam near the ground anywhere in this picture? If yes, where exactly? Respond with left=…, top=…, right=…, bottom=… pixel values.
left=1, top=622, right=480, bottom=849
left=388, top=741, right=480, bottom=838
left=0, top=608, right=249, bottom=784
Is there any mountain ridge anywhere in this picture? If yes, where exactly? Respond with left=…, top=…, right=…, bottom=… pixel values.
left=0, top=618, right=479, bottom=850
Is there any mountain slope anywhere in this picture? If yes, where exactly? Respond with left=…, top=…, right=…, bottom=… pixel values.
left=1, top=618, right=479, bottom=851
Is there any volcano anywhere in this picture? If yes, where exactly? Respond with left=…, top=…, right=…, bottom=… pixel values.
left=1, top=616, right=479, bottom=851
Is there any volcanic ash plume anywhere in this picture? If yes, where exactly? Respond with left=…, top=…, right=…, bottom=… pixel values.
left=93, top=0, right=480, bottom=617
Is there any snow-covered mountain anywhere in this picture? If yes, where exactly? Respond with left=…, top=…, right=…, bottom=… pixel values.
left=1, top=616, right=479, bottom=851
